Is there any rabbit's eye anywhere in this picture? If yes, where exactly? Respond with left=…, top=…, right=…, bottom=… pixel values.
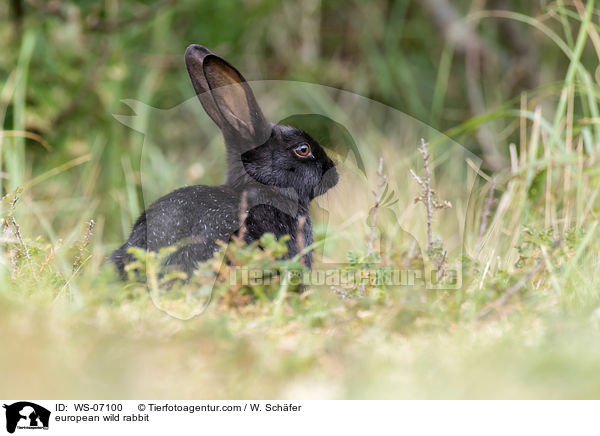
left=293, top=143, right=313, bottom=158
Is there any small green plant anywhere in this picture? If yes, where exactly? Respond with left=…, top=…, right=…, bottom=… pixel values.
left=123, top=232, right=306, bottom=316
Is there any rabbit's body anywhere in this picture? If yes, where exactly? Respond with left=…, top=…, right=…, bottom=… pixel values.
left=112, top=182, right=314, bottom=275
left=112, top=185, right=240, bottom=275
left=112, top=45, right=337, bottom=277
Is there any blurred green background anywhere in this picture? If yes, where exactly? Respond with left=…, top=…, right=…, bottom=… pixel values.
left=2, top=0, right=592, bottom=241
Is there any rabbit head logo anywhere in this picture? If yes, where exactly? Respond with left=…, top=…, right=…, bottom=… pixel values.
left=3, top=402, right=50, bottom=433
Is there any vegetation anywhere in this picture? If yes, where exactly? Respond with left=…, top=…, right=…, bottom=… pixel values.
left=2, top=0, right=600, bottom=398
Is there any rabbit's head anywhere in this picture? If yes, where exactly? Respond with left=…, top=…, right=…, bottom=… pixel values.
left=240, top=124, right=338, bottom=203
left=185, top=45, right=338, bottom=204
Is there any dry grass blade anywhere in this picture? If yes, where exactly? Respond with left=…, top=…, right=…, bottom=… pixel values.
left=0, top=130, right=51, bottom=151
left=11, top=216, right=37, bottom=281
left=72, top=219, right=95, bottom=273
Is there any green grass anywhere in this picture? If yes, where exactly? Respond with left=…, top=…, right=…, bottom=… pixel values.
left=2, top=1, right=600, bottom=399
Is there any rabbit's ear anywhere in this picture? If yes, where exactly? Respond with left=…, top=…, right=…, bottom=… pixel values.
left=186, top=45, right=270, bottom=146
left=201, top=54, right=270, bottom=145
left=185, top=45, right=227, bottom=130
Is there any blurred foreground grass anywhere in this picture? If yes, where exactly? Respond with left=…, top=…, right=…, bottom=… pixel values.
left=2, top=267, right=600, bottom=399
left=2, top=0, right=600, bottom=398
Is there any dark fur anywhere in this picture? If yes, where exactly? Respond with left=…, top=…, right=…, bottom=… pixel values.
left=112, top=45, right=338, bottom=277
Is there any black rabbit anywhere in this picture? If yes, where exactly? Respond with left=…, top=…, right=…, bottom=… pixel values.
left=111, top=45, right=338, bottom=277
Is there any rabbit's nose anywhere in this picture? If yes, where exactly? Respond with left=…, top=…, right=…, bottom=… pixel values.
left=322, top=157, right=335, bottom=174
left=322, top=166, right=339, bottom=188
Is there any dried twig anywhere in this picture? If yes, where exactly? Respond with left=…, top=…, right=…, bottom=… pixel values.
left=410, top=139, right=452, bottom=279
left=9, top=248, right=18, bottom=278
left=11, top=216, right=37, bottom=280
left=2, top=194, right=19, bottom=235
left=72, top=219, right=95, bottom=273
left=409, top=139, right=434, bottom=252
left=367, top=157, right=386, bottom=256
left=2, top=193, right=20, bottom=278
left=11, top=217, right=29, bottom=259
